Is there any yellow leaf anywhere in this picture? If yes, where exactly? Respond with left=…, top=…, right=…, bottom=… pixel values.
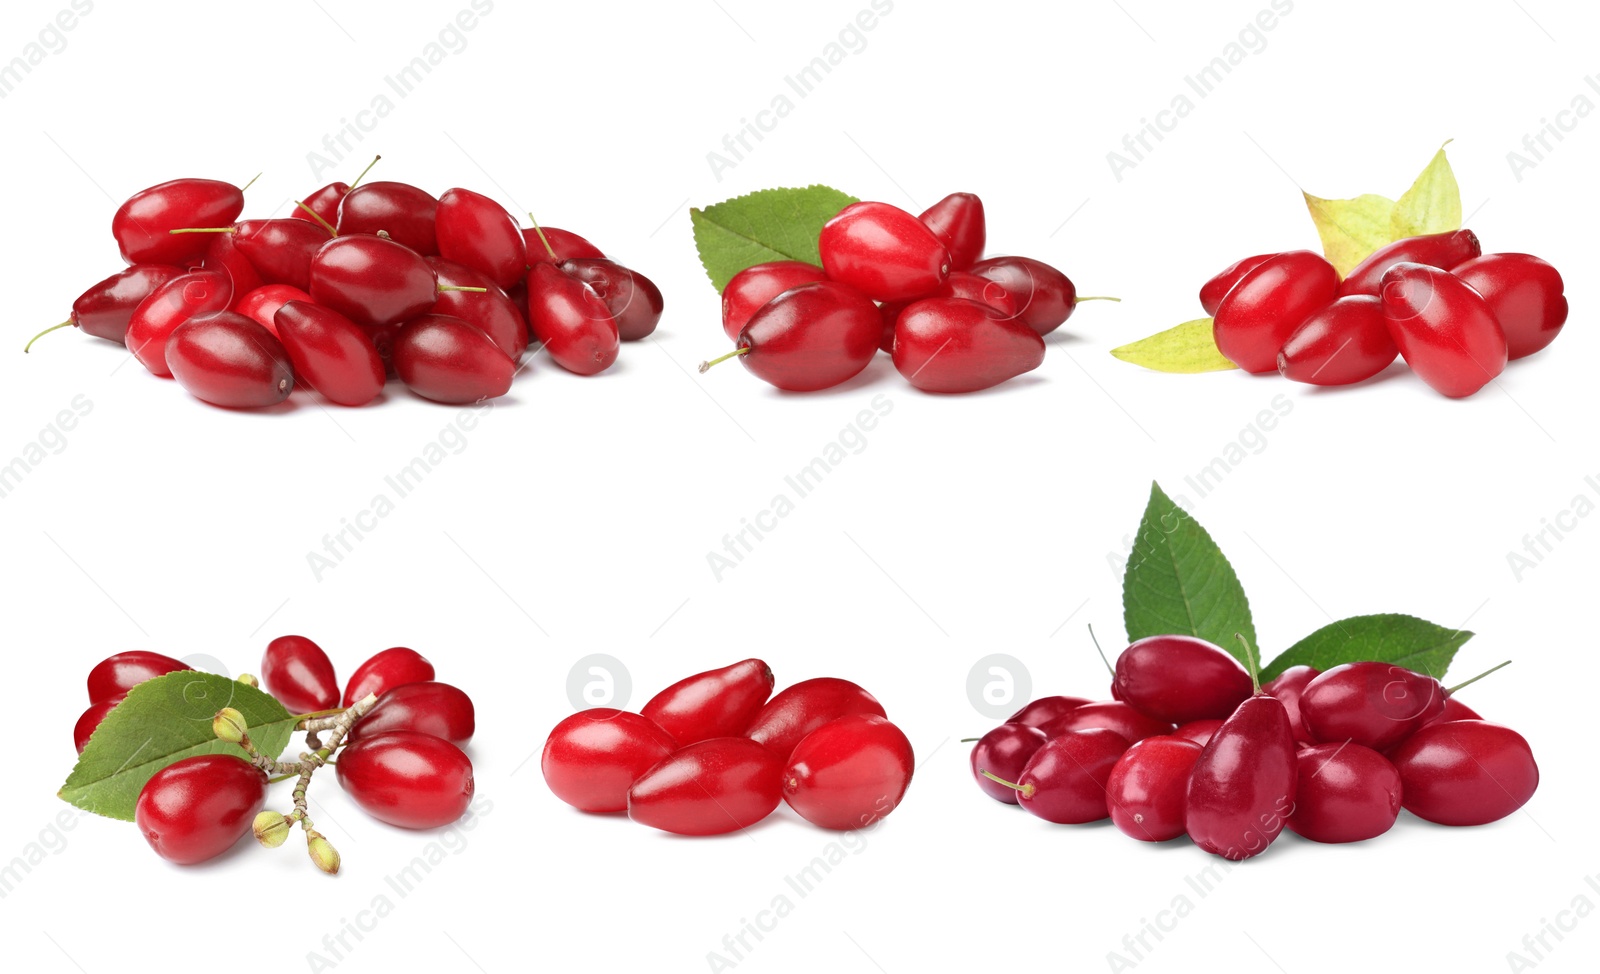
left=1391, top=140, right=1462, bottom=239
left=1302, top=192, right=1395, bottom=277
left=1111, top=319, right=1239, bottom=374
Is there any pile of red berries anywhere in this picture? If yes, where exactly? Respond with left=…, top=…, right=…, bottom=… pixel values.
left=75, top=639, right=476, bottom=871
left=704, top=194, right=1105, bottom=393
left=970, top=635, right=1537, bottom=860
left=31, top=159, right=661, bottom=407
left=1203, top=231, right=1567, bottom=397
left=543, top=659, right=913, bottom=834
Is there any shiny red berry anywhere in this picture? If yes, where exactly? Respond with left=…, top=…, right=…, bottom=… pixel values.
left=783, top=714, right=914, bottom=830
left=260, top=635, right=340, bottom=714
left=343, top=647, right=434, bottom=707
left=969, top=722, right=1048, bottom=804
left=1038, top=700, right=1174, bottom=744
left=1199, top=253, right=1276, bottom=316
left=641, top=658, right=774, bottom=746
left=336, top=730, right=474, bottom=829
left=309, top=235, right=438, bottom=330
left=1298, top=661, right=1446, bottom=751
left=1389, top=720, right=1538, bottom=826
left=744, top=677, right=885, bottom=761
left=87, top=651, right=191, bottom=704
left=1111, top=635, right=1253, bottom=724
left=1286, top=742, right=1402, bottom=843
left=1380, top=262, right=1508, bottom=398
left=1106, top=735, right=1204, bottom=842
left=1212, top=250, right=1339, bottom=373
left=1451, top=253, right=1567, bottom=359
left=819, top=201, right=951, bottom=302
left=1185, top=693, right=1297, bottom=861
left=135, top=755, right=268, bottom=864
left=336, top=182, right=439, bottom=255
left=628, top=738, right=783, bottom=835
left=918, top=192, right=986, bottom=270
left=274, top=301, right=387, bottom=407
left=394, top=314, right=515, bottom=404
left=1339, top=229, right=1481, bottom=296
left=349, top=681, right=475, bottom=747
left=892, top=297, right=1045, bottom=393
left=720, top=260, right=828, bottom=341
left=560, top=259, right=664, bottom=342
left=436, top=188, right=527, bottom=290
left=997, top=728, right=1129, bottom=824
left=74, top=700, right=118, bottom=753
left=426, top=257, right=529, bottom=360
left=1006, top=696, right=1091, bottom=728
left=166, top=312, right=296, bottom=409
left=969, top=256, right=1078, bottom=336
left=125, top=270, right=234, bottom=377
left=113, top=178, right=245, bottom=265
left=59, top=264, right=186, bottom=346
left=721, top=281, right=881, bottom=392
left=1277, top=295, right=1398, bottom=386
left=542, top=709, right=676, bottom=813
left=526, top=262, right=619, bottom=375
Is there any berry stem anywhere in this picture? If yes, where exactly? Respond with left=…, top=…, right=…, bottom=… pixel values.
left=978, top=770, right=1035, bottom=799
left=168, top=227, right=236, bottom=234
left=526, top=213, right=558, bottom=261
left=295, top=201, right=339, bottom=236
left=241, top=172, right=263, bottom=192
left=437, top=285, right=489, bottom=294
left=1235, top=633, right=1262, bottom=694
left=24, top=320, right=72, bottom=353
left=959, top=737, right=981, bottom=743
left=698, top=347, right=749, bottom=373
left=1087, top=623, right=1115, bottom=677
left=348, top=154, right=381, bottom=190
left=1074, top=296, right=1121, bottom=304
left=1445, top=659, right=1512, bottom=695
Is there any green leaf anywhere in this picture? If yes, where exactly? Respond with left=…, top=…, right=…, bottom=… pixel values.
left=1260, top=613, right=1472, bottom=683
left=690, top=185, right=858, bottom=293
left=1123, top=482, right=1256, bottom=663
left=60, top=672, right=297, bottom=821
left=1391, top=141, right=1462, bottom=239
left=1110, top=319, right=1238, bottom=373
left=1302, top=191, right=1395, bottom=277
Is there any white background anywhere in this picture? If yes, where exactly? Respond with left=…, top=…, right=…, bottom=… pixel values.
left=1, top=1, right=1596, bottom=972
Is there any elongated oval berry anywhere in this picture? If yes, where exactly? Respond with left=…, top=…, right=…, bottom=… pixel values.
left=931, top=271, right=1020, bottom=317
left=226, top=219, right=332, bottom=291
left=166, top=312, right=295, bottom=408
left=783, top=714, right=914, bottom=830
left=309, top=235, right=438, bottom=329
left=628, top=738, right=784, bottom=835
left=136, top=755, right=268, bottom=864
left=274, top=301, right=385, bottom=406
left=75, top=700, right=118, bottom=752
left=1213, top=250, right=1340, bottom=373
left=746, top=677, right=885, bottom=761
left=1380, top=262, right=1507, bottom=397
left=1451, top=253, right=1567, bottom=359
left=1106, top=735, right=1204, bottom=842
left=1390, top=720, right=1538, bottom=826
left=394, top=314, right=515, bottom=404
left=969, top=256, right=1078, bottom=336
left=1339, top=229, right=1481, bottom=296
left=87, top=651, right=191, bottom=703
left=294, top=180, right=350, bottom=227
left=970, top=722, right=1049, bottom=804
left=524, top=226, right=603, bottom=264
left=1286, top=742, right=1402, bottom=843
left=1278, top=295, right=1397, bottom=386
left=426, top=257, right=528, bottom=360
left=236, top=284, right=312, bottom=336
left=67, top=265, right=186, bottom=345
left=820, top=201, right=951, bottom=302
left=1001, top=728, right=1129, bottom=824
left=918, top=192, right=986, bottom=270
left=1006, top=696, right=1090, bottom=727
left=727, top=281, right=881, bottom=392
left=893, top=298, right=1045, bottom=393
left=1039, top=701, right=1174, bottom=743
left=336, top=730, right=474, bottom=829
left=436, top=188, right=527, bottom=289
left=125, top=270, right=234, bottom=377
left=114, top=178, right=245, bottom=265
left=1199, top=254, right=1277, bottom=316
left=1261, top=665, right=1319, bottom=743
left=642, top=658, right=774, bottom=746
left=720, top=261, right=829, bottom=340
left=336, top=181, right=439, bottom=255
left=1298, top=661, right=1445, bottom=751
left=1185, top=693, right=1297, bottom=860
left=542, top=709, right=676, bottom=813
left=560, top=259, right=663, bottom=342
left=348, top=681, right=475, bottom=747
left=203, top=229, right=264, bottom=302
left=260, top=635, right=340, bottom=714
left=1112, top=635, right=1253, bottom=724
left=526, top=262, right=620, bottom=375
left=343, top=647, right=434, bottom=707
